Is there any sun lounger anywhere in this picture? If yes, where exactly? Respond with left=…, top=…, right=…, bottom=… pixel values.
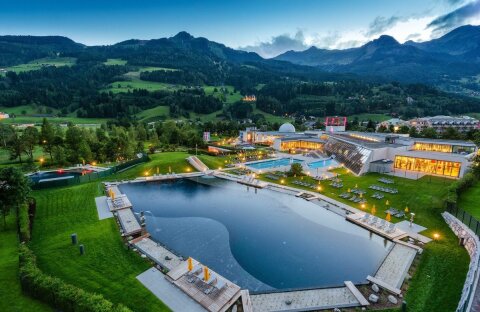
left=361, top=213, right=371, bottom=222
left=369, top=216, right=378, bottom=225
left=376, top=219, right=386, bottom=229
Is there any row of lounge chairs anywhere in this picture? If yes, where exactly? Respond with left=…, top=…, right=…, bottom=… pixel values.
left=369, top=184, right=399, bottom=194
left=292, top=180, right=318, bottom=190
left=186, top=264, right=227, bottom=295
left=339, top=193, right=367, bottom=203
left=350, top=188, right=366, bottom=195
left=371, top=192, right=385, bottom=199
left=361, top=213, right=397, bottom=233
left=265, top=174, right=280, bottom=181
left=330, top=182, right=343, bottom=188
left=386, top=208, right=406, bottom=218
left=378, top=177, right=394, bottom=184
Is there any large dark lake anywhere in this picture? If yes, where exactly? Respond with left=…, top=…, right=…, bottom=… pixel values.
left=119, top=177, right=391, bottom=292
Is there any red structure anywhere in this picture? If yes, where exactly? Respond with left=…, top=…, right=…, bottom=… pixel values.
left=325, top=116, right=347, bottom=127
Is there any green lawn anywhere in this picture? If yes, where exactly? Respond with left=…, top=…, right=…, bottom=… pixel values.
left=1, top=57, right=76, bottom=74
left=103, top=59, right=128, bottom=66
left=136, top=106, right=170, bottom=122
left=458, top=181, right=480, bottom=219
left=203, top=85, right=242, bottom=104
left=0, top=215, right=51, bottom=312
left=103, top=78, right=181, bottom=94
left=0, top=116, right=110, bottom=125
left=259, top=169, right=469, bottom=312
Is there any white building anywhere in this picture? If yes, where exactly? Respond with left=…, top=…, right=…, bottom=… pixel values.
left=408, top=116, right=479, bottom=134
left=0, top=112, right=10, bottom=119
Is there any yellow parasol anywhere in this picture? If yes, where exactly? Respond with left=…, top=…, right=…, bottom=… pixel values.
left=386, top=213, right=391, bottom=222
left=187, top=257, right=193, bottom=271
left=203, top=266, right=210, bottom=281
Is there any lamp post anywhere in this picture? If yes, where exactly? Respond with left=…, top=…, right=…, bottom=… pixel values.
left=409, top=213, right=415, bottom=228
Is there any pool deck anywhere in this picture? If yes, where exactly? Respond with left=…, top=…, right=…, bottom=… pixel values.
left=116, top=208, right=142, bottom=236
left=94, top=196, right=113, bottom=220
left=250, top=283, right=367, bottom=312
left=166, top=258, right=242, bottom=312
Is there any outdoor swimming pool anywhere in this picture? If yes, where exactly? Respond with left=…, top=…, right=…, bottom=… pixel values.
left=246, top=158, right=303, bottom=170
left=28, top=169, right=91, bottom=183
left=119, top=178, right=392, bottom=292
left=308, top=158, right=338, bottom=169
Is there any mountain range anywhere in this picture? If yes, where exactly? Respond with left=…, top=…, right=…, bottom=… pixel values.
left=0, top=25, right=479, bottom=93
left=274, top=25, right=480, bottom=85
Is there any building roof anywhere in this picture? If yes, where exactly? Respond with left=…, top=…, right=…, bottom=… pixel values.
left=412, top=138, right=476, bottom=147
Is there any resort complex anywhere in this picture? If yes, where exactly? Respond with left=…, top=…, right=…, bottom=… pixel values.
left=3, top=3, right=480, bottom=312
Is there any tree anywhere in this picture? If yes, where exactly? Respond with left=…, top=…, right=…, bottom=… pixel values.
left=7, top=130, right=25, bottom=163
left=288, top=163, right=304, bottom=177
left=408, top=126, right=418, bottom=138
left=40, top=118, right=55, bottom=160
left=0, top=167, right=31, bottom=228
left=21, top=126, right=39, bottom=161
left=420, top=127, right=437, bottom=139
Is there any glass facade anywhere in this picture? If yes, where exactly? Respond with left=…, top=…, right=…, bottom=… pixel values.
left=280, top=140, right=324, bottom=151
left=324, top=138, right=371, bottom=175
left=394, top=155, right=461, bottom=177
left=412, top=142, right=476, bottom=154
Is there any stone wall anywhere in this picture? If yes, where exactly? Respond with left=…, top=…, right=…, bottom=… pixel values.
left=442, top=212, right=480, bottom=312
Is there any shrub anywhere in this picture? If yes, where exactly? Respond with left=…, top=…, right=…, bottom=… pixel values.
left=18, top=245, right=131, bottom=312
left=18, top=204, right=31, bottom=242
left=445, top=172, right=478, bottom=206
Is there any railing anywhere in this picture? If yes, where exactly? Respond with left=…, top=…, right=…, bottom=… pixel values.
left=445, top=204, right=480, bottom=312
left=31, top=154, right=149, bottom=189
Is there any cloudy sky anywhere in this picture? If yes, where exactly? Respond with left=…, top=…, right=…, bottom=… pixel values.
left=1, top=0, right=479, bottom=58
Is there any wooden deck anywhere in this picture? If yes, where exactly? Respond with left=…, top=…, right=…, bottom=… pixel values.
left=166, top=259, right=241, bottom=312
left=344, top=281, right=369, bottom=306
left=107, top=194, right=132, bottom=211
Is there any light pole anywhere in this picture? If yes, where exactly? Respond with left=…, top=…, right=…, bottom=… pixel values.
left=409, top=212, right=415, bottom=228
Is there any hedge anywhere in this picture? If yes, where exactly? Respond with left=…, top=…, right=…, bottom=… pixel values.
left=445, top=172, right=478, bottom=206
left=18, top=204, right=31, bottom=243
left=18, top=245, right=131, bottom=312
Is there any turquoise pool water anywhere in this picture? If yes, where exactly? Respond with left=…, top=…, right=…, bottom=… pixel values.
left=247, top=158, right=303, bottom=170
left=119, top=178, right=392, bottom=292
left=308, top=159, right=338, bottom=169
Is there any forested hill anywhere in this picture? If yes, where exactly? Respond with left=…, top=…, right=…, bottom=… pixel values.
left=0, top=31, right=479, bottom=122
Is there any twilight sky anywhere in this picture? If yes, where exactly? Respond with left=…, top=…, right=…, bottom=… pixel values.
left=1, top=0, right=479, bottom=58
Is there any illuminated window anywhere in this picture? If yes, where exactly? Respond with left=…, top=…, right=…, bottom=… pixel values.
left=394, top=155, right=461, bottom=177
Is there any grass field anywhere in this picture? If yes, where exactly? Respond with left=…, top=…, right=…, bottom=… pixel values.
left=259, top=169, right=469, bottom=312
left=104, top=78, right=181, bottom=93
left=1, top=57, right=76, bottom=74
left=203, top=85, right=243, bottom=104
left=136, top=106, right=170, bottom=122
left=0, top=116, right=110, bottom=125
left=0, top=215, right=51, bottom=312
left=103, top=59, right=128, bottom=66
left=458, top=181, right=480, bottom=219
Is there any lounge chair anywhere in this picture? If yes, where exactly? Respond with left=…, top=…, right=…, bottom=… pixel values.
left=369, top=216, right=378, bottom=225
left=361, top=213, right=371, bottom=222
left=377, top=219, right=386, bottom=229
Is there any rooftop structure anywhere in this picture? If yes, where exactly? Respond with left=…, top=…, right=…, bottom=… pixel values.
left=278, top=122, right=296, bottom=133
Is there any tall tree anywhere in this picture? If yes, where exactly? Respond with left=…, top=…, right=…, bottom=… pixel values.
left=40, top=118, right=56, bottom=160
left=7, top=130, right=25, bottom=163
left=0, top=167, right=31, bottom=228
left=21, top=126, right=39, bottom=161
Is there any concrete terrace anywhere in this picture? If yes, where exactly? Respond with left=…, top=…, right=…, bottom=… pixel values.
left=250, top=285, right=364, bottom=312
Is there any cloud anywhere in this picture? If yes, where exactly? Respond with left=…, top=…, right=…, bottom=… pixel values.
left=428, top=0, right=480, bottom=34
left=366, top=16, right=402, bottom=36
left=241, top=31, right=308, bottom=58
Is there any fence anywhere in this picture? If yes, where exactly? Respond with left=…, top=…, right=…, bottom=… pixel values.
left=31, top=154, right=149, bottom=190
left=446, top=204, right=480, bottom=238
left=446, top=204, right=480, bottom=312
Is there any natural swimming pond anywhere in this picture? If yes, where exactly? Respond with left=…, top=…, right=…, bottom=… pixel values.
left=119, top=178, right=392, bottom=292
left=246, top=158, right=303, bottom=170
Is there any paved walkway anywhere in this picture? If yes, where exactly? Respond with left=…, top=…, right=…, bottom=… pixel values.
left=250, top=287, right=360, bottom=312
left=94, top=196, right=113, bottom=220
left=137, top=268, right=206, bottom=312
left=374, top=243, right=417, bottom=289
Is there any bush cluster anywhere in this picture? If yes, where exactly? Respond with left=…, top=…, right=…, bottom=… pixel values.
left=18, top=245, right=131, bottom=312
left=445, top=172, right=478, bottom=206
